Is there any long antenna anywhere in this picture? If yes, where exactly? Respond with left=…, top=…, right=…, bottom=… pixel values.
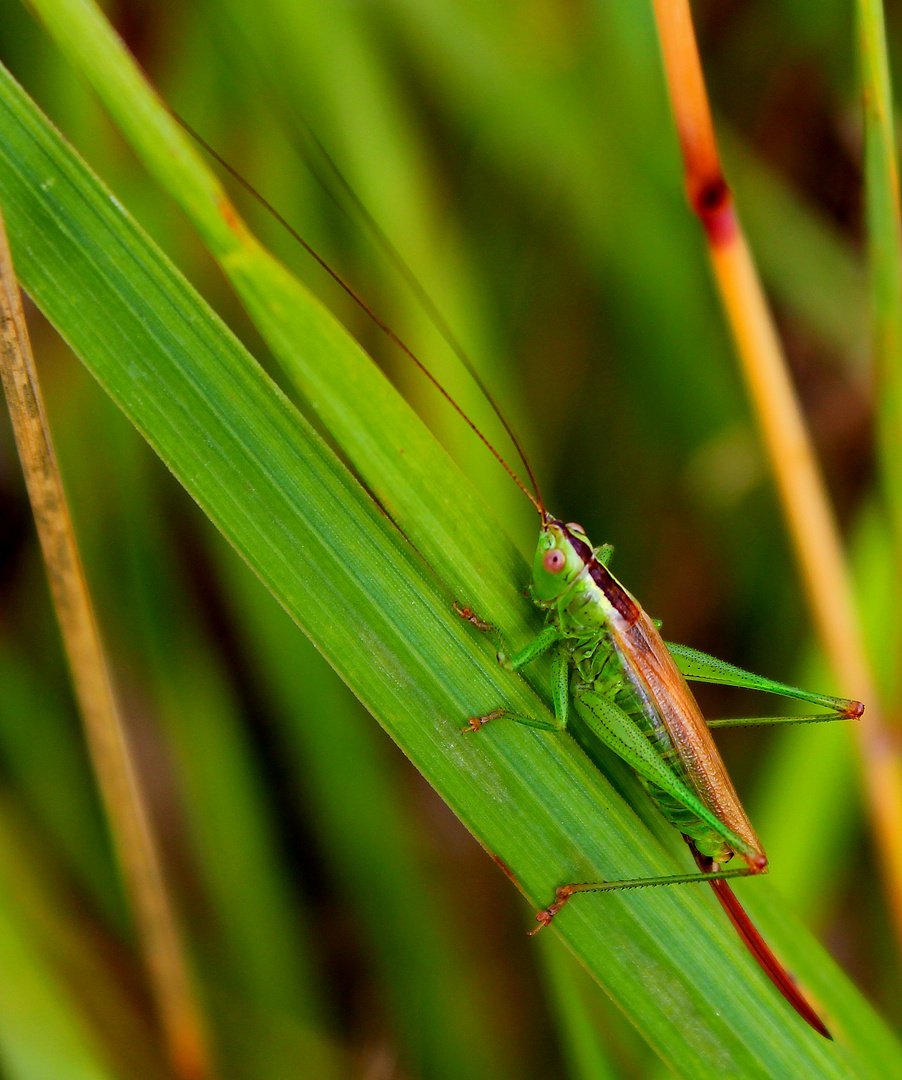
left=172, top=112, right=545, bottom=519
left=282, top=117, right=545, bottom=509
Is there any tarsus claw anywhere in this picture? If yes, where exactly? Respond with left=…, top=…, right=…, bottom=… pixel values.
left=527, top=911, right=554, bottom=936
left=453, top=602, right=494, bottom=632
left=527, top=885, right=575, bottom=934
left=461, top=709, right=505, bottom=735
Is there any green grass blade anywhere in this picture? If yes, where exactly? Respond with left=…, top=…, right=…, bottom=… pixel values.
left=855, top=0, right=902, bottom=971
left=30, top=351, right=339, bottom=1076
left=0, top=35, right=900, bottom=1080
left=213, top=536, right=512, bottom=1079
left=0, top=637, right=120, bottom=924
left=536, top=933, right=621, bottom=1080
left=203, top=0, right=538, bottom=544
left=0, top=845, right=122, bottom=1080
left=24, top=0, right=538, bottom=648
left=0, top=800, right=170, bottom=1080
left=857, top=0, right=902, bottom=563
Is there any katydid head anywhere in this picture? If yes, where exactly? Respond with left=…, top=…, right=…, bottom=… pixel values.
left=532, top=521, right=592, bottom=602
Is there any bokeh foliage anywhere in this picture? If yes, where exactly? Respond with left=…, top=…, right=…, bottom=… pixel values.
left=0, top=0, right=899, bottom=1077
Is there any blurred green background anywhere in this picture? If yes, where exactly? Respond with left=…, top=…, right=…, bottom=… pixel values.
left=0, top=0, right=894, bottom=1076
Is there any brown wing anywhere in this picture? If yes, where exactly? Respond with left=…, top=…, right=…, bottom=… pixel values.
left=611, top=608, right=765, bottom=869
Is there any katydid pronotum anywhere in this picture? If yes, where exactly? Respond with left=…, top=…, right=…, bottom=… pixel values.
left=184, top=112, right=862, bottom=1044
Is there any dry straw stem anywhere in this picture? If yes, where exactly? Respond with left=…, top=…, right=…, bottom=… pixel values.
left=652, top=0, right=902, bottom=952
left=0, top=201, right=213, bottom=1080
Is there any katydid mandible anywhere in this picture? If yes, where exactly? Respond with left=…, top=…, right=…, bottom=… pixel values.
left=461, top=515, right=862, bottom=1041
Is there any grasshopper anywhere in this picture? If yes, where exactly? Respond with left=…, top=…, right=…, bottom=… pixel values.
left=179, top=107, right=862, bottom=1043
left=462, top=514, right=862, bottom=1040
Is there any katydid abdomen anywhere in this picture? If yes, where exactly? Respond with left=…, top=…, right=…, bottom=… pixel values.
left=568, top=612, right=762, bottom=867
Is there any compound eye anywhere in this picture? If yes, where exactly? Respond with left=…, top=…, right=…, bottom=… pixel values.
left=543, top=549, right=566, bottom=574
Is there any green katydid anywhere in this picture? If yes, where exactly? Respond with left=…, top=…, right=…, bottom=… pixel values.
left=457, top=507, right=862, bottom=1041
left=184, top=117, right=862, bottom=1042
left=394, top=321, right=862, bottom=1039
